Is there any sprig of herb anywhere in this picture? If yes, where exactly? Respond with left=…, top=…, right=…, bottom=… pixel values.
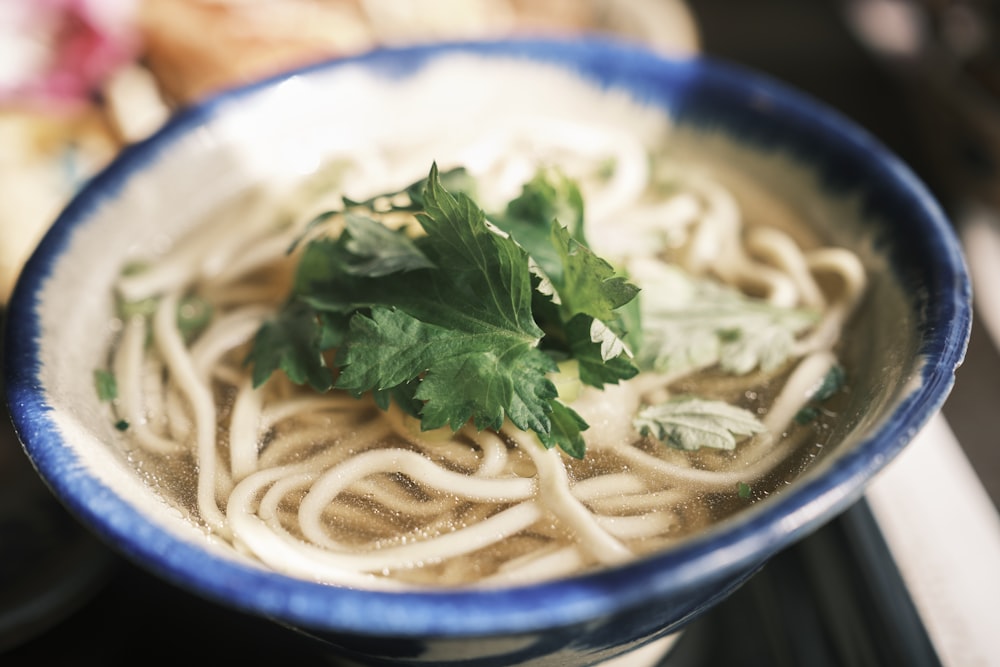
left=633, top=397, right=766, bottom=451
left=99, top=164, right=835, bottom=461
left=246, top=163, right=640, bottom=458
left=794, top=363, right=846, bottom=424
left=635, top=263, right=816, bottom=376
left=94, top=369, right=118, bottom=402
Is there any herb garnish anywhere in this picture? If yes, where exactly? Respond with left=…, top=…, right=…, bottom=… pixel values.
left=98, top=162, right=843, bottom=463
left=635, top=263, right=817, bottom=377
left=633, top=397, right=766, bottom=451
left=246, top=163, right=640, bottom=458
left=94, top=369, right=118, bottom=402
left=794, top=363, right=846, bottom=424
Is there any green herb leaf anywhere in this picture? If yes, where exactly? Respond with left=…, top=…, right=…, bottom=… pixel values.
left=249, top=300, right=332, bottom=391
left=738, top=481, right=752, bottom=499
left=342, top=166, right=477, bottom=213
left=634, top=397, right=766, bottom=451
left=94, top=369, right=118, bottom=402
left=489, top=167, right=640, bottom=386
left=564, top=314, right=639, bottom=387
left=338, top=214, right=435, bottom=277
left=489, top=166, right=586, bottom=280
left=811, top=363, right=846, bottom=402
left=535, top=400, right=589, bottom=459
left=246, top=163, right=641, bottom=458
left=333, top=165, right=556, bottom=434
left=635, top=263, right=816, bottom=376
left=117, top=295, right=158, bottom=319
left=177, top=294, right=213, bottom=343
left=548, top=221, right=639, bottom=326
left=794, top=406, right=820, bottom=425
left=794, top=364, right=847, bottom=424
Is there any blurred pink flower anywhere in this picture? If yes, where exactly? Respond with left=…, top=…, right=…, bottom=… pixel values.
left=0, top=0, right=139, bottom=108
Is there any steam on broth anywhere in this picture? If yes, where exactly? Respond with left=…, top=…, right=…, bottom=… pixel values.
left=101, top=99, right=866, bottom=590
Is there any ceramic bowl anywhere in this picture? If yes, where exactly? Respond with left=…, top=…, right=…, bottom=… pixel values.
left=3, top=38, right=971, bottom=666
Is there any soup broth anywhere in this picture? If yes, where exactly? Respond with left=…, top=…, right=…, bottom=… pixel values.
left=99, top=70, right=867, bottom=590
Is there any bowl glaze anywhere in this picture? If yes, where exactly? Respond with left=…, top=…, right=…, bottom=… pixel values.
left=3, top=38, right=971, bottom=666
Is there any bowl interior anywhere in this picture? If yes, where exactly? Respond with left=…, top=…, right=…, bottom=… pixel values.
left=3, top=38, right=970, bottom=639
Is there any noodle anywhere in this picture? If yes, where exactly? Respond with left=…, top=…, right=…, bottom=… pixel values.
left=102, top=119, right=868, bottom=589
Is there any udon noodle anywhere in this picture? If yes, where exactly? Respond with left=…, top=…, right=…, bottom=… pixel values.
left=103, top=118, right=866, bottom=590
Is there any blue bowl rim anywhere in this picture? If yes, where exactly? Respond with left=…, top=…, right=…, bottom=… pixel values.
left=3, top=36, right=972, bottom=638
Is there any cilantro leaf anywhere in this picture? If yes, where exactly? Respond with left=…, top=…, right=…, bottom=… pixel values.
left=339, top=214, right=435, bottom=277
left=535, top=223, right=640, bottom=388
left=332, top=164, right=558, bottom=435
left=549, top=221, right=639, bottom=326
left=488, top=166, right=638, bottom=331
left=794, top=363, right=847, bottom=424
left=535, top=400, right=589, bottom=459
left=246, top=162, right=642, bottom=458
left=634, top=397, right=766, bottom=451
left=564, top=314, right=638, bottom=387
left=635, top=263, right=816, bottom=376
left=489, top=166, right=586, bottom=280
left=489, top=166, right=640, bottom=386
left=249, top=300, right=333, bottom=391
left=94, top=369, right=118, bottom=402
left=415, top=327, right=559, bottom=434
left=334, top=306, right=557, bottom=433
left=177, top=294, right=213, bottom=343
left=342, top=166, right=477, bottom=212
left=811, top=363, right=846, bottom=402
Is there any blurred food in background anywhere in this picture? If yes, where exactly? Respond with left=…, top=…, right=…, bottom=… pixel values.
left=136, top=0, right=699, bottom=104
left=0, top=0, right=137, bottom=304
left=0, top=0, right=698, bottom=304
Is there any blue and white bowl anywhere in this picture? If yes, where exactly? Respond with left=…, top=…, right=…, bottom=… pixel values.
left=3, top=38, right=971, bottom=666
